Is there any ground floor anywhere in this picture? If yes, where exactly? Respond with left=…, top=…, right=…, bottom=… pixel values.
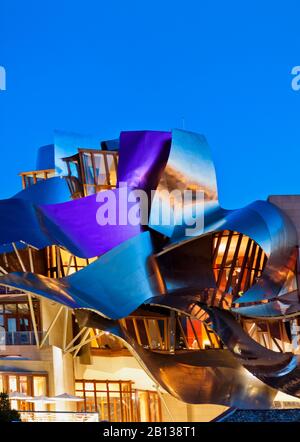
left=0, top=346, right=231, bottom=422
left=2, top=345, right=300, bottom=422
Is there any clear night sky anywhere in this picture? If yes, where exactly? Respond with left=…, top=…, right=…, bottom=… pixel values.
left=1, top=1, right=300, bottom=207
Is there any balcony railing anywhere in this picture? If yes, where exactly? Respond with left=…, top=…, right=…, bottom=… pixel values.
left=19, top=411, right=99, bottom=422
left=0, top=331, right=47, bottom=346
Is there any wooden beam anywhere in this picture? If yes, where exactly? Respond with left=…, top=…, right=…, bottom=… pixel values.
left=71, top=330, right=105, bottom=358
left=62, top=307, right=69, bottom=351
left=132, top=318, right=142, bottom=346
left=64, top=327, right=87, bottom=352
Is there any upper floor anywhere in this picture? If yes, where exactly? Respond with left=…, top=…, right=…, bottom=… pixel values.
left=20, top=141, right=119, bottom=199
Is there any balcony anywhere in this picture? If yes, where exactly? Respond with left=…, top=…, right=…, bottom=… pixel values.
left=19, top=169, right=55, bottom=189
left=0, top=331, right=48, bottom=347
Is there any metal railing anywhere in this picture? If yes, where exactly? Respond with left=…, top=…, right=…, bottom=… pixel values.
left=19, top=411, right=99, bottom=422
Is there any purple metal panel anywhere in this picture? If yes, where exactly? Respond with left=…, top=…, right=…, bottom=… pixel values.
left=117, top=130, right=171, bottom=192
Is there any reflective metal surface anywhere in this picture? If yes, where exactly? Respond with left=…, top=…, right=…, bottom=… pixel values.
left=232, top=290, right=300, bottom=318
left=155, top=232, right=216, bottom=292
left=1, top=128, right=300, bottom=405
left=0, top=188, right=144, bottom=258
left=145, top=293, right=300, bottom=399
left=150, top=129, right=298, bottom=310
left=0, top=232, right=158, bottom=319
left=117, top=131, right=171, bottom=193
left=149, top=129, right=221, bottom=238
left=76, top=309, right=277, bottom=408
left=146, top=293, right=296, bottom=375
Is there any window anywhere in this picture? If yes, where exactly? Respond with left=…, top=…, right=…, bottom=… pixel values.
left=118, top=314, right=221, bottom=351
left=79, top=150, right=118, bottom=196
left=0, top=300, right=40, bottom=345
left=0, top=373, right=48, bottom=411
left=62, top=149, right=119, bottom=198
left=212, top=230, right=267, bottom=304
left=135, top=390, right=162, bottom=422
left=47, top=246, right=96, bottom=278
left=75, top=380, right=162, bottom=422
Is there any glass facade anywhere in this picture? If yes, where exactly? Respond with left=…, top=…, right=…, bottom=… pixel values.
left=0, top=373, right=48, bottom=411
left=212, top=230, right=267, bottom=306
left=63, top=149, right=118, bottom=198
left=75, top=380, right=162, bottom=422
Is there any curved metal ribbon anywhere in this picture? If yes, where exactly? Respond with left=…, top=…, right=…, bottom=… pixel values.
left=0, top=232, right=159, bottom=319
left=75, top=309, right=277, bottom=408
left=150, top=129, right=298, bottom=309
left=145, top=293, right=300, bottom=399
left=0, top=131, right=171, bottom=258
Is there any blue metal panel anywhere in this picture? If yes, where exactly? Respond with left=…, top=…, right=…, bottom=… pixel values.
left=0, top=232, right=157, bottom=319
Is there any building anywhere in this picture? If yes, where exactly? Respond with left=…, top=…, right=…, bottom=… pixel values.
left=0, top=129, right=300, bottom=422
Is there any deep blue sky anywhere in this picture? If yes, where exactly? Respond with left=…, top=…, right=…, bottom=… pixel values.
left=1, top=1, right=300, bottom=207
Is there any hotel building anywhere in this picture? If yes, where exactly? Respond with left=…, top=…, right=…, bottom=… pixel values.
left=0, top=130, right=300, bottom=422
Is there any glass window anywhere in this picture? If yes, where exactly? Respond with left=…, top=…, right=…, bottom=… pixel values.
left=7, top=318, right=17, bottom=333
left=107, top=382, right=120, bottom=392
left=82, top=153, right=94, bottom=185
left=69, top=161, right=79, bottom=179
left=19, top=376, right=28, bottom=394
left=84, top=382, right=94, bottom=391
left=33, top=376, right=47, bottom=396
left=8, top=375, right=17, bottom=392
left=137, top=391, right=150, bottom=422
left=19, top=317, right=30, bottom=332
left=93, top=153, right=107, bottom=185
left=106, top=155, right=117, bottom=186
left=33, top=376, right=47, bottom=411
left=75, top=380, right=161, bottom=422
left=85, top=184, right=96, bottom=196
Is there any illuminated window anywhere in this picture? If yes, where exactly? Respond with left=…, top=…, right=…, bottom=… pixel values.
left=47, top=246, right=96, bottom=278
left=212, top=230, right=267, bottom=305
left=0, top=373, right=48, bottom=411
left=8, top=375, right=17, bottom=392
left=75, top=380, right=161, bottom=422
